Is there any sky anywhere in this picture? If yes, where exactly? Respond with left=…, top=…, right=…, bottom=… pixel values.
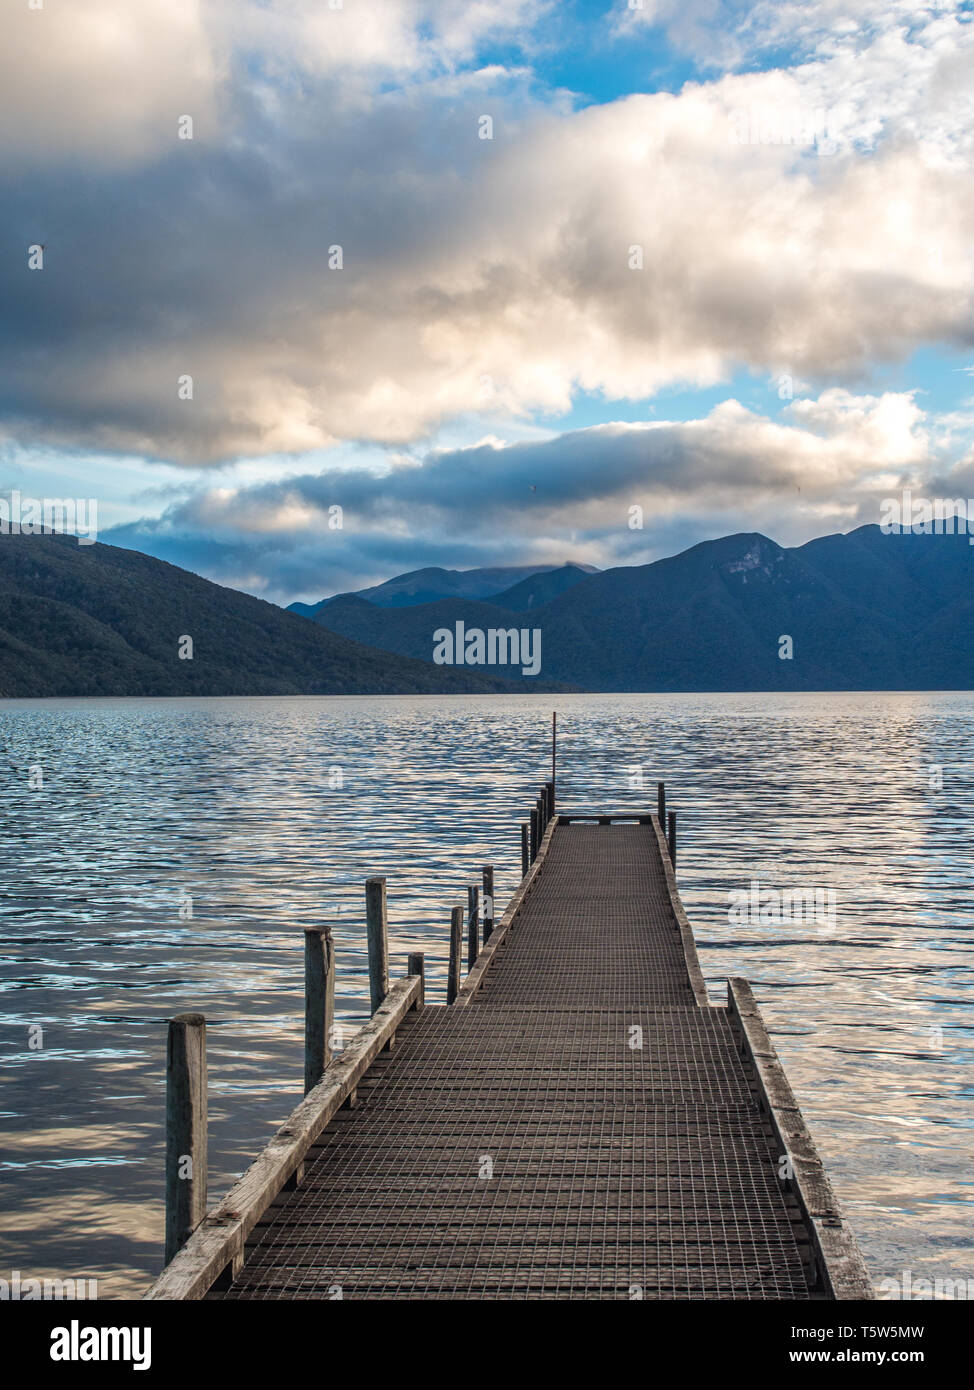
left=3, top=0, right=974, bottom=603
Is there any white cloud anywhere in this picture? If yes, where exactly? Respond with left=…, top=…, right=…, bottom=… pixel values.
left=0, top=0, right=549, bottom=165
left=103, top=386, right=947, bottom=598
left=615, top=0, right=970, bottom=71
left=2, top=0, right=973, bottom=468
left=0, top=0, right=217, bottom=165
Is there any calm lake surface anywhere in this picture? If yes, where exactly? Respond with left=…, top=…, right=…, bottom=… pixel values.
left=1, top=692, right=971, bottom=1298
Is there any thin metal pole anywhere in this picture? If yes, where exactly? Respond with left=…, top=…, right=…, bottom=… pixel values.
left=552, top=710, right=556, bottom=809
left=447, top=905, right=463, bottom=1004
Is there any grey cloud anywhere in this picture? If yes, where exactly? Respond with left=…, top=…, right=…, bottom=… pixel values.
left=102, top=394, right=935, bottom=600
left=3, top=8, right=974, bottom=462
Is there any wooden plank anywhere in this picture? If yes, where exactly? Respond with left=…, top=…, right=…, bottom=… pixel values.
left=144, top=974, right=421, bottom=1300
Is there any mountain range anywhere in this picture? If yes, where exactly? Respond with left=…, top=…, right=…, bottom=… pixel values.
left=0, top=535, right=528, bottom=697
left=3, top=525, right=974, bottom=697
left=288, top=562, right=596, bottom=616
left=296, top=526, right=974, bottom=691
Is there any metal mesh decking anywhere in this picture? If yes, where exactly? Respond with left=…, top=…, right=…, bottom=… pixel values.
left=213, top=822, right=815, bottom=1300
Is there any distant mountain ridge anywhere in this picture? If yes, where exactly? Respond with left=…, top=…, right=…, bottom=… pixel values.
left=288, top=561, right=597, bottom=616
left=0, top=535, right=531, bottom=697
left=7, top=526, right=974, bottom=697
left=299, top=526, right=974, bottom=691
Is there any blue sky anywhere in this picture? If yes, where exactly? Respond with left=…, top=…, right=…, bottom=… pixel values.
left=3, top=0, right=974, bottom=602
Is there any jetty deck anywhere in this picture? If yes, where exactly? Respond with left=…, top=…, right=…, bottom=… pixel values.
left=148, top=794, right=872, bottom=1301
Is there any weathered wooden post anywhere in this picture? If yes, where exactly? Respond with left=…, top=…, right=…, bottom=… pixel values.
left=467, top=884, right=480, bottom=968
left=545, top=780, right=554, bottom=821
left=303, top=926, right=335, bottom=1095
left=530, top=806, right=539, bottom=861
left=165, top=1013, right=207, bottom=1264
left=667, top=810, right=677, bottom=866
left=408, top=952, right=425, bottom=1008
left=365, top=876, right=389, bottom=1015
left=536, top=794, right=546, bottom=838
left=658, top=781, right=665, bottom=827
left=520, top=823, right=529, bottom=876
left=447, top=905, right=463, bottom=1004
left=482, top=865, right=495, bottom=942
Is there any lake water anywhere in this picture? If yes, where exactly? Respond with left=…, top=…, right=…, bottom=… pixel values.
left=1, top=692, right=971, bottom=1299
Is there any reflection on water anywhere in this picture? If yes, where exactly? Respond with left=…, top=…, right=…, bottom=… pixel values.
left=1, top=692, right=972, bottom=1298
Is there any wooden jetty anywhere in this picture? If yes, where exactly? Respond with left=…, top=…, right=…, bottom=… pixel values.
left=146, top=771, right=873, bottom=1301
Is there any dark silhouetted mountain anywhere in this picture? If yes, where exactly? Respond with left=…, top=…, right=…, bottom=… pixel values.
left=303, top=526, right=974, bottom=691
left=488, top=563, right=595, bottom=610
left=288, top=561, right=599, bottom=615
left=0, top=535, right=525, bottom=697
left=311, top=592, right=544, bottom=672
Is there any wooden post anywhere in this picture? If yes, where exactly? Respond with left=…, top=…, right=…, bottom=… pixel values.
left=467, top=884, right=480, bottom=969
left=668, top=810, right=677, bottom=866
left=447, top=905, right=463, bottom=1004
left=657, top=781, right=665, bottom=827
left=551, top=710, right=556, bottom=809
left=537, top=794, right=546, bottom=837
left=165, top=1013, right=207, bottom=1264
left=520, top=823, right=529, bottom=877
left=530, top=806, right=539, bottom=861
left=545, top=780, right=554, bottom=821
left=365, top=876, right=389, bottom=1015
left=407, top=952, right=425, bottom=1008
left=482, top=865, right=495, bottom=943
left=303, top=926, right=335, bottom=1095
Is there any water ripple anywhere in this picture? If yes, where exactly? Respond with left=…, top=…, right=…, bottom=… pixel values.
left=1, top=692, right=972, bottom=1296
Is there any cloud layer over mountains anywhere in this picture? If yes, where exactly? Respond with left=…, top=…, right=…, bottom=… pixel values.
left=4, top=1, right=974, bottom=598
